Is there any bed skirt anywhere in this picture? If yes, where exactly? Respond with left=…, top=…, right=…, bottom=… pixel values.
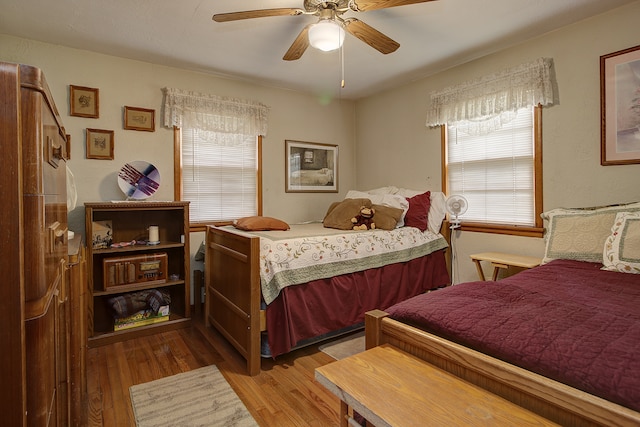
left=265, top=249, right=449, bottom=358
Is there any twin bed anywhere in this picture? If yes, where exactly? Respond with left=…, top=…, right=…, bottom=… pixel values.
left=204, top=188, right=450, bottom=376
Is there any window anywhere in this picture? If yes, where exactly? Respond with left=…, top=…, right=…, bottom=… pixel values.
left=163, top=87, right=268, bottom=231
left=175, top=128, right=262, bottom=230
left=443, top=106, right=543, bottom=237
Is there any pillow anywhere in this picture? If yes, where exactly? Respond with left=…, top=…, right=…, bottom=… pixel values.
left=602, top=211, right=640, bottom=274
left=371, top=204, right=404, bottom=230
left=428, top=192, right=447, bottom=234
left=397, top=188, right=447, bottom=233
left=365, top=186, right=399, bottom=196
left=233, top=216, right=290, bottom=231
left=541, top=201, right=640, bottom=264
left=323, top=198, right=372, bottom=230
left=345, top=190, right=409, bottom=226
left=404, top=191, right=431, bottom=231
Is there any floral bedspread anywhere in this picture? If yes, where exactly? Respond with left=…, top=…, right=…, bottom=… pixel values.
left=227, top=223, right=448, bottom=305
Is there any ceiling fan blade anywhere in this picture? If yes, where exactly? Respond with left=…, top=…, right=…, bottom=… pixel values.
left=350, top=0, right=436, bottom=12
left=283, top=25, right=311, bottom=61
left=343, top=18, right=399, bottom=54
left=213, top=8, right=303, bottom=23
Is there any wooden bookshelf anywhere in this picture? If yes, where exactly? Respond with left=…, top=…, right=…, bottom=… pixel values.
left=85, top=201, right=191, bottom=347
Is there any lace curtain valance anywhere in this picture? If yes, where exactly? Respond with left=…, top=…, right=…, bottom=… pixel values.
left=425, top=57, right=557, bottom=133
left=162, top=87, right=269, bottom=136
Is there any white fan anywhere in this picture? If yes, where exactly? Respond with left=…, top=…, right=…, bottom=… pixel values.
left=445, top=195, right=468, bottom=229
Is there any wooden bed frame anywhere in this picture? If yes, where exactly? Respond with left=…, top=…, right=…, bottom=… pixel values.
left=205, top=224, right=452, bottom=376
left=205, top=226, right=263, bottom=375
left=364, top=309, right=640, bottom=427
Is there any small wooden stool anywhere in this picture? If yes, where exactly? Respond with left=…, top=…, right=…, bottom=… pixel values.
left=470, top=252, right=541, bottom=281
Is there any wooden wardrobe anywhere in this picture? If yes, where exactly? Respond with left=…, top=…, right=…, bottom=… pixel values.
left=0, top=62, right=85, bottom=426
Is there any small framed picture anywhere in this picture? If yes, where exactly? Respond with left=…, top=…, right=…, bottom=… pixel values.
left=285, top=140, right=338, bottom=193
left=124, top=106, right=155, bottom=132
left=86, top=128, right=114, bottom=160
left=70, top=85, right=99, bottom=118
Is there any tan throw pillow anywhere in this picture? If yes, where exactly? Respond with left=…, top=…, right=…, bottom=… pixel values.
left=323, top=198, right=372, bottom=230
left=233, top=216, right=290, bottom=231
left=372, top=204, right=404, bottom=230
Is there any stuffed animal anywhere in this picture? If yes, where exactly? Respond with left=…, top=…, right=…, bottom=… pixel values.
left=351, top=206, right=376, bottom=230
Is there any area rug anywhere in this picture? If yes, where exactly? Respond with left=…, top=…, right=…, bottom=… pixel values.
left=129, top=365, right=258, bottom=427
left=318, top=331, right=365, bottom=360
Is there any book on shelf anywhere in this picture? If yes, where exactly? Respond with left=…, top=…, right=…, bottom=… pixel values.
left=92, top=220, right=113, bottom=250
left=114, top=305, right=169, bottom=331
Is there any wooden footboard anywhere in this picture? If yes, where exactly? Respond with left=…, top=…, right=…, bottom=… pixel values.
left=205, top=226, right=263, bottom=376
left=365, top=310, right=640, bottom=427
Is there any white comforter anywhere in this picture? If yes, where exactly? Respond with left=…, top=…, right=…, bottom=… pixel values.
left=225, top=222, right=448, bottom=304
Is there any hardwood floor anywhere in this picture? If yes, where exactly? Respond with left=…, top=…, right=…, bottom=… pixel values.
left=86, top=310, right=341, bottom=426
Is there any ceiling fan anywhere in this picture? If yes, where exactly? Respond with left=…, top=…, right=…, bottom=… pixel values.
left=212, top=0, right=437, bottom=61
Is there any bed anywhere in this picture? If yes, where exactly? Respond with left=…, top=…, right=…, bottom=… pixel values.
left=290, top=167, right=334, bottom=186
left=365, top=202, right=640, bottom=426
left=205, top=188, right=451, bottom=376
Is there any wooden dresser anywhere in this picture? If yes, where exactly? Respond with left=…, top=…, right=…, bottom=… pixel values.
left=0, top=62, right=84, bottom=426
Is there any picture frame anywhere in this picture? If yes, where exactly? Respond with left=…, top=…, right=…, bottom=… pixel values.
left=86, top=128, right=114, bottom=160
left=285, top=140, right=338, bottom=193
left=69, top=85, right=99, bottom=118
left=124, top=106, right=155, bottom=132
left=600, top=44, right=640, bottom=165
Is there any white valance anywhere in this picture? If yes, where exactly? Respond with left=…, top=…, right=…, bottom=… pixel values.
left=162, top=87, right=269, bottom=136
left=426, top=57, right=557, bottom=133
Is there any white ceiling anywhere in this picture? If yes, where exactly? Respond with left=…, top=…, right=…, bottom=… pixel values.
left=0, top=0, right=635, bottom=99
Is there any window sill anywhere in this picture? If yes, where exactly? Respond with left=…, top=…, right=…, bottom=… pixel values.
left=458, top=222, right=544, bottom=238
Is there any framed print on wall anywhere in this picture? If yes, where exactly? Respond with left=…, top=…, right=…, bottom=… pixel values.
left=285, top=140, right=338, bottom=193
left=601, top=44, right=640, bottom=165
left=124, top=106, right=155, bottom=132
left=69, top=85, right=99, bottom=118
left=86, top=128, right=114, bottom=160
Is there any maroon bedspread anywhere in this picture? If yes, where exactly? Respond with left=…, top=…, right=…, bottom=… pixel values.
left=266, top=249, right=449, bottom=358
left=386, top=259, right=640, bottom=411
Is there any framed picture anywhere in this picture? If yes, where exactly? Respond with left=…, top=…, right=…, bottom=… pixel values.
left=600, top=44, right=640, bottom=165
left=285, top=140, right=338, bottom=193
left=124, top=106, right=155, bottom=132
left=86, top=128, right=114, bottom=160
left=69, top=85, right=99, bottom=118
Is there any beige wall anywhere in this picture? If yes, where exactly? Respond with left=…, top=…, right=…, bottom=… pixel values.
left=0, top=34, right=357, bottom=233
left=1, top=35, right=356, bottom=301
left=2, top=1, right=640, bottom=285
left=355, top=1, right=640, bottom=283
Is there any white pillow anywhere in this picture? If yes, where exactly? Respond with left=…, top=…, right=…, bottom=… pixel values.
left=365, top=186, right=399, bottom=195
left=428, top=192, right=447, bottom=234
left=602, top=211, right=640, bottom=274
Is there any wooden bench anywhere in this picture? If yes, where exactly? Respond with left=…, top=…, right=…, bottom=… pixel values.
left=315, top=344, right=558, bottom=427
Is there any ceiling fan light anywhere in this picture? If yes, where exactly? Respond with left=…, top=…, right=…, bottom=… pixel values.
left=308, top=20, right=345, bottom=52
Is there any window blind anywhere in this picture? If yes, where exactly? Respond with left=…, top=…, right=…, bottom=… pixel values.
left=181, top=128, right=257, bottom=223
left=447, top=107, right=534, bottom=226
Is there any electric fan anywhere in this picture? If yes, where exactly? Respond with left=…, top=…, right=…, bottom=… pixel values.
left=445, top=195, right=468, bottom=229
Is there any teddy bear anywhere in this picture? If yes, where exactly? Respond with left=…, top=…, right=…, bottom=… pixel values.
left=351, top=206, right=376, bottom=230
